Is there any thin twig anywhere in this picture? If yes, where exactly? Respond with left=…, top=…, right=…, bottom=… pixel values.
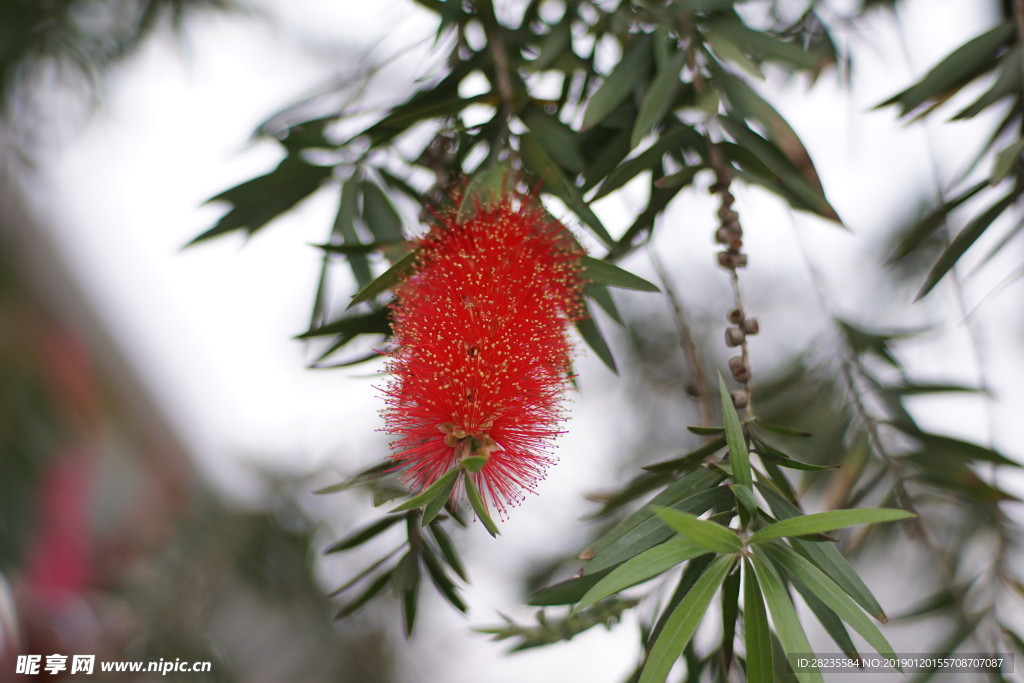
left=648, top=246, right=714, bottom=427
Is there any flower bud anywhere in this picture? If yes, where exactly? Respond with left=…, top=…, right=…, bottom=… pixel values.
left=725, top=327, right=745, bottom=347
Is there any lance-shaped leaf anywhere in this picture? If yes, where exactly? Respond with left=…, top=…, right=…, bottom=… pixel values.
left=652, top=506, right=743, bottom=554
left=582, top=34, right=653, bottom=129
left=581, top=255, right=660, bottom=292
left=586, top=477, right=729, bottom=574
left=584, top=283, right=623, bottom=325
left=336, top=571, right=393, bottom=619
left=796, top=584, right=861, bottom=661
left=638, top=554, right=734, bottom=683
left=520, top=135, right=615, bottom=247
left=574, top=539, right=708, bottom=612
left=575, top=304, right=618, bottom=373
left=421, top=472, right=460, bottom=525
left=361, top=180, right=404, bottom=242
left=465, top=474, right=500, bottom=537
left=750, top=554, right=823, bottom=683
left=421, top=543, right=467, bottom=612
left=347, top=249, right=419, bottom=309
left=888, top=180, right=988, bottom=262
left=456, top=165, right=513, bottom=221
left=390, top=467, right=460, bottom=513
left=758, top=484, right=888, bottom=621
left=631, top=51, right=686, bottom=148
left=754, top=438, right=837, bottom=472
left=703, top=17, right=821, bottom=71
left=760, top=543, right=898, bottom=663
left=743, top=559, right=773, bottom=683
left=193, top=155, right=333, bottom=244
left=526, top=568, right=614, bottom=606
left=643, top=435, right=727, bottom=473
left=593, top=124, right=702, bottom=201
left=719, top=373, right=752, bottom=491
left=428, top=523, right=467, bottom=582
left=916, top=191, right=1017, bottom=299
left=877, top=22, right=1015, bottom=117
left=324, top=515, right=403, bottom=553
left=749, top=508, right=913, bottom=543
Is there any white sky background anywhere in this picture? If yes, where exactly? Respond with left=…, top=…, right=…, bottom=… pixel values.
left=25, top=0, right=1024, bottom=680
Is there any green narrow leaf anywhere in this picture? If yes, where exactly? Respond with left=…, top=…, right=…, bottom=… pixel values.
left=522, top=105, right=585, bottom=173
left=719, top=373, right=752, bottom=491
left=754, top=438, right=838, bottom=472
left=643, top=435, right=728, bottom=473
left=704, top=17, right=821, bottom=71
left=795, top=585, right=861, bottom=661
left=586, top=468, right=724, bottom=570
left=759, top=485, right=887, bottom=621
left=575, top=539, right=708, bottom=612
left=916, top=191, right=1016, bottom=299
left=750, top=554, right=823, bottom=683
left=731, top=483, right=758, bottom=516
left=652, top=506, right=743, bottom=554
left=638, top=555, right=734, bottom=683
left=428, top=522, right=468, bottom=582
left=296, top=307, right=390, bottom=340
left=688, top=426, right=725, bottom=435
left=877, top=22, right=1015, bottom=116
left=390, top=467, right=461, bottom=513
left=888, top=180, right=988, bottom=262
left=526, top=18, right=571, bottom=72
left=313, top=460, right=391, bottom=494
left=336, top=570, right=393, bottom=619
left=401, top=584, right=419, bottom=635
left=712, top=63, right=825, bottom=197
left=990, top=138, right=1024, bottom=186
left=527, top=568, right=614, bottom=606
left=331, top=179, right=373, bottom=289
left=421, top=471, right=460, bottom=525
left=360, top=180, right=405, bottom=242
left=720, top=117, right=840, bottom=222
left=593, top=124, right=701, bottom=201
left=464, top=475, right=500, bottom=537
left=192, top=155, right=333, bottom=245
left=760, top=543, right=898, bottom=662
left=743, top=559, right=773, bottom=683
left=421, top=544, right=467, bottom=612
left=952, top=44, right=1023, bottom=120
left=584, top=283, right=623, bottom=325
left=582, top=34, right=653, bottom=129
left=314, top=240, right=401, bottom=256
left=631, top=52, right=686, bottom=148
left=653, top=165, right=703, bottom=190
left=575, top=304, right=618, bottom=373
left=328, top=548, right=403, bottom=597
left=324, top=515, right=403, bottom=553
left=706, top=31, right=764, bottom=80
left=347, top=249, right=418, bottom=309
left=456, top=164, right=513, bottom=220
left=520, top=135, right=615, bottom=247
left=753, top=436, right=835, bottom=469
left=753, top=422, right=812, bottom=438
left=721, top=564, right=741, bottom=663
left=750, top=508, right=913, bottom=543
left=581, top=255, right=661, bottom=292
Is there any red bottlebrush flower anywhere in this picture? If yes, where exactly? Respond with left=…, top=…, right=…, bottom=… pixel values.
left=382, top=191, right=584, bottom=518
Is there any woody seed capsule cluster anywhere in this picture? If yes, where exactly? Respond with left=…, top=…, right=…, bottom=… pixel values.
left=382, top=193, right=584, bottom=517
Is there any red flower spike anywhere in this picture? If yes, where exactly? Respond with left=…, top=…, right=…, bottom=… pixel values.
left=382, top=192, right=585, bottom=519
